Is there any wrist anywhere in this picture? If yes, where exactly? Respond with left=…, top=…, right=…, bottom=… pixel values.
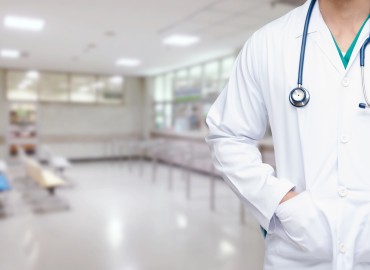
left=279, top=190, right=299, bottom=204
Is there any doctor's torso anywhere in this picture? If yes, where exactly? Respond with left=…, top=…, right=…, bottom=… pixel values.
left=249, top=1, right=370, bottom=269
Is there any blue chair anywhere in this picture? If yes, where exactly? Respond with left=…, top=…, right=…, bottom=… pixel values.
left=0, top=174, right=11, bottom=192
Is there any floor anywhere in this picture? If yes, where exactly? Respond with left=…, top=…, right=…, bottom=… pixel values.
left=0, top=161, right=265, bottom=270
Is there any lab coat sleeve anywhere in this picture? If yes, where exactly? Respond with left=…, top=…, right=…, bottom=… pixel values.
left=205, top=37, right=295, bottom=232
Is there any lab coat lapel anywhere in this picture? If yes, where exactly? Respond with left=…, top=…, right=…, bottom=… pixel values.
left=307, top=7, right=345, bottom=75
left=294, top=0, right=344, bottom=75
left=292, top=1, right=343, bottom=186
left=345, top=21, right=370, bottom=73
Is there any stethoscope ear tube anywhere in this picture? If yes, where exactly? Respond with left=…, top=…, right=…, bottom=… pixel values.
left=297, top=0, right=317, bottom=86
left=360, top=37, right=370, bottom=108
left=291, top=2, right=368, bottom=109
left=290, top=0, right=316, bottom=108
left=360, top=37, right=370, bottom=67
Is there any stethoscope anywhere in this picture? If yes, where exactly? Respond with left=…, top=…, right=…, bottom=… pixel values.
left=289, top=0, right=370, bottom=108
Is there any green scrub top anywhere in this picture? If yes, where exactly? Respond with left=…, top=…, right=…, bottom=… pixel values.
left=332, top=14, right=370, bottom=69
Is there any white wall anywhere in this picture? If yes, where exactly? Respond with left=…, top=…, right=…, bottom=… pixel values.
left=39, top=77, right=145, bottom=159
left=0, top=70, right=146, bottom=160
left=142, top=77, right=153, bottom=140
left=0, top=70, right=6, bottom=158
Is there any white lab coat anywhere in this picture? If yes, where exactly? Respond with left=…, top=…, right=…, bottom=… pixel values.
left=205, top=0, right=370, bottom=269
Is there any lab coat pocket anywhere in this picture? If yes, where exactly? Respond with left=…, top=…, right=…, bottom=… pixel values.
left=275, top=191, right=332, bottom=260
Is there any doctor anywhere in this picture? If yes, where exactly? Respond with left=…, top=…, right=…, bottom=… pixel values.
left=206, top=0, right=369, bottom=269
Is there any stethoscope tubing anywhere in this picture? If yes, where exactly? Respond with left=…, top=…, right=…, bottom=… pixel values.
left=292, top=0, right=369, bottom=108
left=297, top=0, right=317, bottom=86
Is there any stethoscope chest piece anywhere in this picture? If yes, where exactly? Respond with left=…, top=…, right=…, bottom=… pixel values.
left=289, top=86, right=310, bottom=107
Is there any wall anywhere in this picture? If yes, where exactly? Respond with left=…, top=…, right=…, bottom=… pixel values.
left=38, top=77, right=145, bottom=159
left=142, top=77, right=153, bottom=140
left=0, top=70, right=6, bottom=158
left=0, top=70, right=146, bottom=160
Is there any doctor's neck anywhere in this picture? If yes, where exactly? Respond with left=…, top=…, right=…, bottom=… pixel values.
left=319, top=0, right=369, bottom=51
left=318, top=0, right=369, bottom=23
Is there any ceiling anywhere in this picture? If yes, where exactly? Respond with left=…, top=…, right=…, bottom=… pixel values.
left=0, top=0, right=305, bottom=77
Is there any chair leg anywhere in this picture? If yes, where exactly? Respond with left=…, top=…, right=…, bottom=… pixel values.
left=152, top=157, right=157, bottom=183
left=185, top=158, right=192, bottom=200
left=139, top=153, right=144, bottom=177
left=240, top=202, right=246, bottom=225
left=48, top=187, right=55, bottom=196
left=168, top=161, right=173, bottom=191
left=210, top=173, right=216, bottom=211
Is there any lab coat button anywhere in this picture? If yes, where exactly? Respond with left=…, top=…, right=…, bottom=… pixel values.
left=342, top=77, right=349, bottom=87
left=339, top=243, right=346, bottom=253
left=341, top=135, right=350, bottom=144
left=338, top=186, right=348, bottom=197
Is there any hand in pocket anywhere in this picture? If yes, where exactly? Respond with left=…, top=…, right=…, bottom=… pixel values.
left=275, top=191, right=332, bottom=259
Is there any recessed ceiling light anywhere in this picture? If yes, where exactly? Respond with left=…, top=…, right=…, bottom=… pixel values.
left=116, top=58, right=141, bottom=67
left=4, top=15, right=45, bottom=31
left=162, top=34, right=200, bottom=47
left=0, top=49, right=20, bottom=59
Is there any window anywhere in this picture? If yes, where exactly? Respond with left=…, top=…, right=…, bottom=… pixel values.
left=203, top=61, right=221, bottom=97
left=97, top=76, right=124, bottom=104
left=154, top=76, right=165, bottom=102
left=70, top=75, right=97, bottom=103
left=154, top=104, right=165, bottom=129
left=189, top=65, right=202, bottom=91
left=6, top=70, right=126, bottom=105
left=164, top=73, right=174, bottom=102
left=151, top=55, right=236, bottom=132
left=7, top=71, right=39, bottom=101
left=39, top=73, right=69, bottom=102
left=164, top=103, right=173, bottom=128
left=174, top=69, right=188, bottom=90
left=220, top=56, right=235, bottom=88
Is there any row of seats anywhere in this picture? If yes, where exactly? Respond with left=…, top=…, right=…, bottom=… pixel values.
left=17, top=146, right=68, bottom=195
left=23, top=157, right=66, bottom=195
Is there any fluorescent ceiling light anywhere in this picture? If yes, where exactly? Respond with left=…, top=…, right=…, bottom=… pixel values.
left=163, top=34, right=200, bottom=47
left=0, top=49, right=20, bottom=59
left=4, top=15, right=45, bottom=31
left=116, top=58, right=141, bottom=67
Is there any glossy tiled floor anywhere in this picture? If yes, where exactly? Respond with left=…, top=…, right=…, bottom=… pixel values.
left=0, top=161, right=264, bottom=270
